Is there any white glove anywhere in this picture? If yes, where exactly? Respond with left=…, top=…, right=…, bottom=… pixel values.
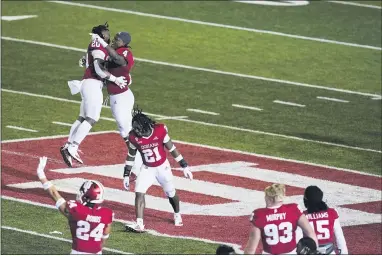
left=183, top=166, right=193, bottom=180
left=89, top=33, right=108, bottom=47
left=79, top=56, right=86, bottom=67
left=110, top=76, right=127, bottom=89
left=123, top=176, right=130, bottom=190
left=37, top=156, right=48, bottom=180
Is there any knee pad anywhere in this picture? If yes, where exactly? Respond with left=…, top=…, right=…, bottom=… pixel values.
left=165, top=189, right=176, bottom=198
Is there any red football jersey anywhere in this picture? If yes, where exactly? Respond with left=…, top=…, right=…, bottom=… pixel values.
left=106, top=47, right=134, bottom=95
left=250, top=203, right=303, bottom=254
left=83, top=40, right=109, bottom=80
left=66, top=200, right=114, bottom=254
left=304, top=208, right=339, bottom=245
left=129, top=124, right=169, bottom=167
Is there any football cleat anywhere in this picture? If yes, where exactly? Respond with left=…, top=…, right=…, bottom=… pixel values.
left=67, top=146, right=83, bottom=164
left=125, top=222, right=145, bottom=233
left=174, top=213, right=183, bottom=227
left=60, top=146, right=73, bottom=168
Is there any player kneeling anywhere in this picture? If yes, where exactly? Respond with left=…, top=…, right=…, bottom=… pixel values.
left=36, top=157, right=114, bottom=254
left=244, top=184, right=318, bottom=255
left=123, top=107, right=193, bottom=232
left=303, top=186, right=348, bottom=254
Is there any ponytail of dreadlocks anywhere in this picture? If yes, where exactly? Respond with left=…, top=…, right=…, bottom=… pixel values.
left=132, top=107, right=156, bottom=132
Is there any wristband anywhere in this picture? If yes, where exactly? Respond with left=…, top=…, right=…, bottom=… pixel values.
left=169, top=145, right=176, bottom=152
left=55, top=198, right=66, bottom=209
left=42, top=181, right=53, bottom=190
left=109, top=74, right=116, bottom=82
left=174, top=154, right=183, bottom=162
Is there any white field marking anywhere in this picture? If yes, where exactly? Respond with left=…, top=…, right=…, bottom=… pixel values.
left=2, top=36, right=381, bottom=99
left=2, top=89, right=381, bottom=154
left=155, top=115, right=188, bottom=120
left=2, top=131, right=381, bottom=177
left=1, top=196, right=242, bottom=249
left=6, top=125, right=38, bottom=133
left=316, top=96, right=349, bottom=103
left=1, top=149, right=64, bottom=164
left=329, top=1, right=382, bottom=9
left=372, top=95, right=382, bottom=100
left=47, top=1, right=381, bottom=51
left=187, top=108, right=220, bottom=115
left=1, top=226, right=132, bottom=254
left=1, top=88, right=166, bottom=119
left=52, top=121, right=72, bottom=127
left=99, top=116, right=116, bottom=122
left=232, top=104, right=263, bottom=111
left=1, top=15, right=38, bottom=21
left=273, top=100, right=306, bottom=107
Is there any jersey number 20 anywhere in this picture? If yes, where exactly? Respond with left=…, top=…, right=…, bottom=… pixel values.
left=264, top=222, right=293, bottom=245
left=142, top=147, right=162, bottom=163
left=76, top=220, right=105, bottom=241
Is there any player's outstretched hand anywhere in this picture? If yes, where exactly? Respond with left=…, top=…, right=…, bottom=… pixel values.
left=115, top=76, right=127, bottom=89
left=183, top=166, right=193, bottom=180
left=37, top=156, right=48, bottom=180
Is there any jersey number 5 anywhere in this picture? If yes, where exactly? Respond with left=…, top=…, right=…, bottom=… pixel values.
left=264, top=222, right=293, bottom=245
left=142, top=147, right=161, bottom=163
left=76, top=220, right=105, bottom=241
left=309, top=220, right=330, bottom=240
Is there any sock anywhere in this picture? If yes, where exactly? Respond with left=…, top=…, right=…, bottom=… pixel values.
left=68, top=120, right=82, bottom=143
left=174, top=212, right=181, bottom=217
left=71, top=120, right=92, bottom=146
left=137, top=218, right=144, bottom=226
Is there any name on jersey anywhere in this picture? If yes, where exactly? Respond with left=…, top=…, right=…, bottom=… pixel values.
left=141, top=142, right=159, bottom=150
left=266, top=213, right=286, bottom=222
left=306, top=212, right=329, bottom=220
left=86, top=215, right=101, bottom=223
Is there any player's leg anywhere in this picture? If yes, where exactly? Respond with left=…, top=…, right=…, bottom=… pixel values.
left=67, top=79, right=103, bottom=164
left=156, top=160, right=183, bottom=226
left=125, top=165, right=156, bottom=232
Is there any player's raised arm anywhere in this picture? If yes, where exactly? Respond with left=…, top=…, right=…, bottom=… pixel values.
left=90, top=33, right=128, bottom=67
left=163, top=130, right=193, bottom=180
left=36, top=157, right=69, bottom=218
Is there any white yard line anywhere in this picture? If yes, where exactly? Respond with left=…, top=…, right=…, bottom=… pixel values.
left=155, top=116, right=188, bottom=120
left=329, top=1, right=382, bottom=9
left=99, top=117, right=116, bottom=122
left=232, top=104, right=263, bottom=111
left=2, top=89, right=381, bottom=154
left=47, top=0, right=381, bottom=51
left=1, top=226, right=132, bottom=254
left=6, top=125, right=38, bottom=132
left=273, top=100, right=306, bottom=108
left=1, top=36, right=381, bottom=99
left=316, top=96, right=349, bottom=103
left=187, top=109, right=220, bottom=115
left=52, top=121, right=73, bottom=127
left=2, top=131, right=381, bottom=176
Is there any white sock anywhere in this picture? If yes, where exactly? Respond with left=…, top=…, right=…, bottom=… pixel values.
left=175, top=212, right=181, bottom=217
left=68, top=120, right=82, bottom=143
left=71, top=120, right=92, bottom=146
left=137, top=218, right=144, bottom=226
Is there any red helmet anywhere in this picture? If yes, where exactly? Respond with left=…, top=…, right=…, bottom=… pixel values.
left=76, top=180, right=105, bottom=205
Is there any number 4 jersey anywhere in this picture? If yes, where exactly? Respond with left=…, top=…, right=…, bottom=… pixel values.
left=67, top=200, right=114, bottom=254
left=250, top=203, right=303, bottom=255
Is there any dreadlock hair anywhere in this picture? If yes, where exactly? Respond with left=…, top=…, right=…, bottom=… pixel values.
left=91, top=22, right=109, bottom=39
left=304, top=185, right=329, bottom=214
left=132, top=107, right=156, bottom=134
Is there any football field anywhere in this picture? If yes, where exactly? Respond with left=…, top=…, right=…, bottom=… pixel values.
left=1, top=1, right=381, bottom=254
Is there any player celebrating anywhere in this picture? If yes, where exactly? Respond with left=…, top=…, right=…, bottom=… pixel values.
left=244, top=184, right=318, bottom=255
left=303, top=186, right=348, bottom=254
left=61, top=22, right=128, bottom=167
left=89, top=31, right=143, bottom=174
left=36, top=156, right=114, bottom=254
left=123, top=107, right=193, bottom=232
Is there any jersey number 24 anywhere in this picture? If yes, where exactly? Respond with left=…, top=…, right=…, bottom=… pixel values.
left=76, top=220, right=105, bottom=241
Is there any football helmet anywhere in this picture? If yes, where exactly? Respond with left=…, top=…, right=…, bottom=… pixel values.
left=76, top=180, right=105, bottom=205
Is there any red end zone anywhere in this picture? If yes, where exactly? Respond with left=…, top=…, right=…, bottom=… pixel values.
left=1, top=133, right=381, bottom=254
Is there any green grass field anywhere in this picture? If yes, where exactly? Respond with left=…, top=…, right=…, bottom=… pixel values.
left=1, top=0, right=381, bottom=254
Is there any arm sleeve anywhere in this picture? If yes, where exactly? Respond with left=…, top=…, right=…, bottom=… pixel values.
left=334, top=219, right=348, bottom=254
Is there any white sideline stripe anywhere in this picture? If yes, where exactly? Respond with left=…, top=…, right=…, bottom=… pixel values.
left=2, top=131, right=381, bottom=177
left=52, top=121, right=72, bottom=127
left=1, top=196, right=242, bottom=249
left=316, top=96, right=349, bottom=103
left=329, top=1, right=382, bottom=9
left=273, top=100, right=306, bottom=107
left=155, top=116, right=188, bottom=120
left=187, top=108, right=220, bottom=115
left=2, top=89, right=381, bottom=154
left=6, top=125, right=38, bottom=132
left=2, top=36, right=381, bottom=99
left=47, top=0, right=381, bottom=51
left=1, top=226, right=132, bottom=254
left=232, top=104, right=262, bottom=111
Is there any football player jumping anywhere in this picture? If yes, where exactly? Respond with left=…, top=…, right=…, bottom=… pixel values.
left=303, top=186, right=348, bottom=254
left=123, top=107, right=193, bottom=232
left=60, top=22, right=128, bottom=167
left=244, top=184, right=318, bottom=255
left=36, top=157, right=114, bottom=254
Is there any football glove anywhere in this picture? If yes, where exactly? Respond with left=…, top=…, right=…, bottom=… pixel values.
left=79, top=56, right=86, bottom=67
left=123, top=176, right=130, bottom=190
left=37, top=156, right=48, bottom=180
left=182, top=166, right=193, bottom=180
